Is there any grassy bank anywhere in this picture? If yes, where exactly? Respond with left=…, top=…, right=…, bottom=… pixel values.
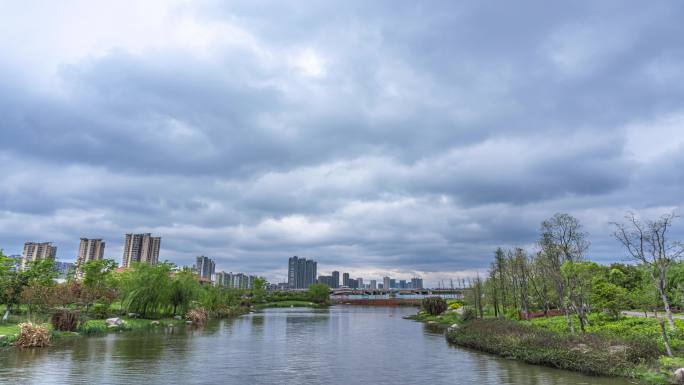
left=404, top=310, right=462, bottom=326
left=255, top=300, right=325, bottom=309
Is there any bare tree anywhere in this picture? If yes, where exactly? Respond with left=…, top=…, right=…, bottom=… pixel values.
left=539, top=213, right=590, bottom=333
left=612, top=212, right=684, bottom=330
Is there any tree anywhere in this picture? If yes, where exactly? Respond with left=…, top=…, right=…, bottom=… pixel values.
left=539, top=213, right=589, bottom=334
left=119, top=263, right=173, bottom=318
left=612, top=212, right=684, bottom=330
left=81, top=259, right=118, bottom=314
left=308, top=283, right=330, bottom=304
left=169, top=268, right=200, bottom=316
left=252, top=277, right=267, bottom=304
left=591, top=278, right=630, bottom=320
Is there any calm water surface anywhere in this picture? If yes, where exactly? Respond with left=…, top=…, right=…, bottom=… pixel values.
left=0, top=306, right=635, bottom=385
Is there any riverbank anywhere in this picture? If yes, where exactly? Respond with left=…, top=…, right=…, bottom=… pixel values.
left=255, top=300, right=326, bottom=309
left=407, top=309, right=684, bottom=384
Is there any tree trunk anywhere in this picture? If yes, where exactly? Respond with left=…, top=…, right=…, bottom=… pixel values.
left=660, top=289, right=675, bottom=330
left=564, top=306, right=575, bottom=334
left=2, top=304, right=11, bottom=321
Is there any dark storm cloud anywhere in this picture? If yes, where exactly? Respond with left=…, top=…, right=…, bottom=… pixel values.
left=2, top=0, right=684, bottom=284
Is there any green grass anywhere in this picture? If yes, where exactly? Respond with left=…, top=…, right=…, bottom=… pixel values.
left=255, top=300, right=322, bottom=309
left=0, top=323, right=21, bottom=336
left=404, top=310, right=462, bottom=325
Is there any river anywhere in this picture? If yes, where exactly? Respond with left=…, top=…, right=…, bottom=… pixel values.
left=0, top=306, right=634, bottom=384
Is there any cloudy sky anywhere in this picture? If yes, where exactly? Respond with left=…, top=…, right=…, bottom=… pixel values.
left=1, top=1, right=684, bottom=285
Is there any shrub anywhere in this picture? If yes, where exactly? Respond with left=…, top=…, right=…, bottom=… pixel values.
left=448, top=302, right=461, bottom=310
left=186, top=307, right=209, bottom=326
left=14, top=322, right=51, bottom=348
left=51, top=308, right=80, bottom=331
left=89, top=302, right=111, bottom=319
left=422, top=297, right=447, bottom=316
left=461, top=307, right=477, bottom=322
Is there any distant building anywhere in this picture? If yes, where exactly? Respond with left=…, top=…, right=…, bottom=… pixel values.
left=55, top=261, right=75, bottom=279
left=331, top=271, right=340, bottom=288
left=399, top=279, right=407, bottom=289
left=21, top=242, right=57, bottom=270
left=356, top=278, right=363, bottom=288
left=216, top=271, right=259, bottom=289
left=76, top=238, right=105, bottom=275
left=383, top=276, right=390, bottom=290
left=195, top=255, right=216, bottom=280
left=370, top=279, right=377, bottom=289
left=389, top=279, right=396, bottom=289
left=317, top=275, right=333, bottom=287
left=378, top=283, right=384, bottom=289
left=411, top=277, right=424, bottom=289
left=343, top=272, right=350, bottom=287
left=287, top=256, right=317, bottom=289
left=347, top=278, right=358, bottom=289
left=122, top=233, right=161, bottom=267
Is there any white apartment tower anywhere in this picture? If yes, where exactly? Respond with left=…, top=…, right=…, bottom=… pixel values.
left=21, top=242, right=57, bottom=270
left=76, top=238, right=105, bottom=274
left=122, top=233, right=161, bottom=268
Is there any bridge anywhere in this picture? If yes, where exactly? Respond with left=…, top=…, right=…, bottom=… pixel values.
left=330, top=288, right=467, bottom=296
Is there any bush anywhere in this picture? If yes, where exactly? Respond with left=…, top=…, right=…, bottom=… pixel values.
left=89, top=302, right=111, bottom=319
left=186, top=307, right=209, bottom=326
left=14, top=322, right=51, bottom=348
left=422, top=297, right=447, bottom=316
left=51, top=308, right=80, bottom=331
left=461, top=307, right=477, bottom=322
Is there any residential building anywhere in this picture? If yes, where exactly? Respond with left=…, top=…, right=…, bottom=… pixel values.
left=411, top=277, right=424, bottom=289
left=21, top=242, right=57, bottom=270
left=287, top=256, right=317, bottom=289
left=389, top=279, right=396, bottom=289
left=383, top=276, right=390, bottom=291
left=75, top=238, right=105, bottom=275
left=370, top=279, right=377, bottom=289
left=343, top=272, right=350, bottom=287
left=356, top=278, right=363, bottom=288
left=331, top=271, right=340, bottom=288
left=318, top=275, right=333, bottom=287
left=399, top=279, right=407, bottom=289
left=195, top=255, right=216, bottom=280
left=216, top=271, right=259, bottom=289
left=122, top=233, right=161, bottom=267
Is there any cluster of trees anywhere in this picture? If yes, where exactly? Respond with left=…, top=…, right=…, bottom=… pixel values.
left=465, top=212, right=684, bottom=335
left=1, top=252, right=330, bottom=322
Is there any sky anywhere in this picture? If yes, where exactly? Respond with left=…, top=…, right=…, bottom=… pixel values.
left=1, top=1, right=684, bottom=286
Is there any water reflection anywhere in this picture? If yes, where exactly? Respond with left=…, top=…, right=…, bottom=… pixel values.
left=0, top=307, right=633, bottom=385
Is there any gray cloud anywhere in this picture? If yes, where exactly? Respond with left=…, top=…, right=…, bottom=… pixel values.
left=1, top=1, right=684, bottom=285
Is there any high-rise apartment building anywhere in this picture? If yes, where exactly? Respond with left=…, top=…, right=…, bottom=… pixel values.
left=383, top=276, right=391, bottom=291
left=215, top=271, right=258, bottom=289
left=331, top=271, right=340, bottom=289
left=342, top=272, right=350, bottom=287
left=21, top=242, right=57, bottom=270
left=195, top=255, right=215, bottom=280
left=287, top=256, right=317, bottom=289
left=122, top=233, right=161, bottom=268
left=76, top=238, right=105, bottom=274
left=370, top=279, right=377, bottom=289
left=411, top=277, right=424, bottom=289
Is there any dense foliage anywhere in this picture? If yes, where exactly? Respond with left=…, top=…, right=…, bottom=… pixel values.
left=422, top=297, right=448, bottom=316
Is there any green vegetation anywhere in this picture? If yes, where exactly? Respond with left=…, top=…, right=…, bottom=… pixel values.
left=407, top=212, right=684, bottom=383
left=422, top=297, right=447, bottom=316
left=256, top=300, right=321, bottom=309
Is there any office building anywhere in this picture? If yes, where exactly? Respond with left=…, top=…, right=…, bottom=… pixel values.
left=399, top=279, right=407, bottom=289
left=411, top=277, right=424, bottom=289
left=370, top=279, right=377, bottom=289
left=287, top=256, right=317, bottom=289
left=331, top=271, right=340, bottom=288
left=343, top=272, right=350, bottom=287
left=75, top=238, right=105, bottom=275
left=21, top=242, right=57, bottom=270
left=389, top=279, right=396, bottom=289
left=195, top=255, right=216, bottom=280
left=122, top=233, right=161, bottom=268
left=356, top=278, right=363, bottom=288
